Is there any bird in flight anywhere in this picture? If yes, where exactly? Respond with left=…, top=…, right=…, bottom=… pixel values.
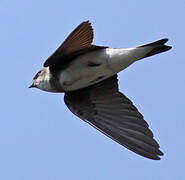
left=29, top=21, right=171, bottom=160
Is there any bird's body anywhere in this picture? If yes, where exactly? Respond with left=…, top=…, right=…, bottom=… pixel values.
left=36, top=45, right=166, bottom=92
left=38, top=48, right=137, bottom=92
left=30, top=21, right=171, bottom=160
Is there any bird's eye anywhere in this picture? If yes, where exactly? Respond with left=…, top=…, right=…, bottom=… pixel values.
left=33, top=70, right=41, bottom=80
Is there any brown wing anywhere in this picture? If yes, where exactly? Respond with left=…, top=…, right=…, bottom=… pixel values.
left=64, top=75, right=163, bottom=160
left=44, top=21, right=107, bottom=67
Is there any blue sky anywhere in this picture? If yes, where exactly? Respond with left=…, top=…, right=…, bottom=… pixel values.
left=1, top=0, right=184, bottom=179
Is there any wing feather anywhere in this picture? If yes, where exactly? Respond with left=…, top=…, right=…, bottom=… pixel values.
left=64, top=75, right=163, bottom=160
left=44, top=21, right=106, bottom=67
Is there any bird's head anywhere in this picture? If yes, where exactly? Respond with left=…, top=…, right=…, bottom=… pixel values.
left=29, top=67, right=53, bottom=92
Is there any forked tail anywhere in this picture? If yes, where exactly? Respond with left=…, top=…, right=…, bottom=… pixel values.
left=138, top=38, right=172, bottom=60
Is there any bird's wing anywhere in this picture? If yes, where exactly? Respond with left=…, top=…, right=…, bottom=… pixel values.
left=64, top=75, right=163, bottom=160
left=44, top=21, right=106, bottom=67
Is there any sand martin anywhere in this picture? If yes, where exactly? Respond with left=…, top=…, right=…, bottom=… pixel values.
left=29, top=21, right=171, bottom=160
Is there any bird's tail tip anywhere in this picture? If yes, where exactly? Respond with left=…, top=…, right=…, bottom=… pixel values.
left=138, top=38, right=172, bottom=59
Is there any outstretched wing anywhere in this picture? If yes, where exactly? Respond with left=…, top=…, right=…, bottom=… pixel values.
left=64, top=75, right=163, bottom=160
left=44, top=21, right=106, bottom=67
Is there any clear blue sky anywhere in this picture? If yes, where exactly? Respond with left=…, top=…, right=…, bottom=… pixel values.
left=1, top=0, right=184, bottom=179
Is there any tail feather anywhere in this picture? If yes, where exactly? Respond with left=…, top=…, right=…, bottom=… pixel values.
left=138, top=38, right=172, bottom=60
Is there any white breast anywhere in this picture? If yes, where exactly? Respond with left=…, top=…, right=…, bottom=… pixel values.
left=36, top=67, right=56, bottom=92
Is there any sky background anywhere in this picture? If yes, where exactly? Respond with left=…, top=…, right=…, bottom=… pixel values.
left=1, top=0, right=184, bottom=179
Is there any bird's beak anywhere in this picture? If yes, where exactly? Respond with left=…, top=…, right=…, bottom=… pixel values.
left=29, top=84, right=35, bottom=88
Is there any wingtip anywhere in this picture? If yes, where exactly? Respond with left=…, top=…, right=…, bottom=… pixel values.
left=153, top=156, right=161, bottom=160
left=148, top=148, right=164, bottom=160
left=142, top=151, right=163, bottom=160
left=83, top=20, right=91, bottom=25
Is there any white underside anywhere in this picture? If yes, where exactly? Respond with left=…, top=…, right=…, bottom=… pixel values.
left=59, top=47, right=152, bottom=91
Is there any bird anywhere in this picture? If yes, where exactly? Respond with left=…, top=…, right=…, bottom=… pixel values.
left=29, top=21, right=171, bottom=160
